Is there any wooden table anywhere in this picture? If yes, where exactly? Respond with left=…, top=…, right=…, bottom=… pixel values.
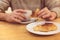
left=0, top=18, right=60, bottom=40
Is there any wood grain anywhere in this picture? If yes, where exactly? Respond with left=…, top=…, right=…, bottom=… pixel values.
left=0, top=18, right=60, bottom=40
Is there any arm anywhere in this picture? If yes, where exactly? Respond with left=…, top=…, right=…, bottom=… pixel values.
left=0, top=0, right=27, bottom=23
left=0, top=0, right=10, bottom=20
left=45, top=0, right=60, bottom=17
left=0, top=0, right=10, bottom=12
left=0, top=11, right=7, bottom=21
left=0, top=9, right=26, bottom=23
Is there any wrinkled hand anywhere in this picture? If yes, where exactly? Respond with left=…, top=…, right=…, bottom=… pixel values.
left=4, top=9, right=26, bottom=23
left=37, top=7, right=57, bottom=20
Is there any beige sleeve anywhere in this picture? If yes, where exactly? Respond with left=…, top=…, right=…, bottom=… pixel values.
left=45, top=0, right=60, bottom=17
left=0, top=0, right=10, bottom=12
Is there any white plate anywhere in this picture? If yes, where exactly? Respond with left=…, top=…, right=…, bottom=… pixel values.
left=20, top=18, right=37, bottom=24
left=26, top=21, right=60, bottom=35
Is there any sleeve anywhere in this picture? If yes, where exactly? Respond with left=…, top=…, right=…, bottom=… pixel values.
left=0, top=0, right=10, bottom=12
left=45, top=0, right=60, bottom=17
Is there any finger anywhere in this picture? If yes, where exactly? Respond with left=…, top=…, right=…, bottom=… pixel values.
left=11, top=17, right=21, bottom=23
left=14, top=12, right=26, bottom=19
left=37, top=7, right=48, bottom=16
left=37, top=9, right=45, bottom=16
left=42, top=13, right=51, bottom=19
left=14, top=9, right=26, bottom=13
left=49, top=14, right=55, bottom=20
left=38, top=11, right=46, bottom=17
left=18, top=13, right=26, bottom=19
left=13, top=15, right=25, bottom=21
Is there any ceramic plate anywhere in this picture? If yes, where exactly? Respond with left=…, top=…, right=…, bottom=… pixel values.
left=26, top=21, right=60, bottom=35
left=20, top=18, right=37, bottom=24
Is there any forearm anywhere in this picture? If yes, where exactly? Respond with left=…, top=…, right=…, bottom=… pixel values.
left=45, top=0, right=60, bottom=18
left=50, top=7, right=60, bottom=17
left=0, top=0, right=10, bottom=20
left=0, top=12, right=7, bottom=21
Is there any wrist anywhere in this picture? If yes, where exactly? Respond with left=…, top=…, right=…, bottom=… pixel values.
left=0, top=13, right=8, bottom=21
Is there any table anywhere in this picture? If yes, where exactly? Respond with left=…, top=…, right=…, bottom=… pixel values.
left=0, top=18, right=60, bottom=40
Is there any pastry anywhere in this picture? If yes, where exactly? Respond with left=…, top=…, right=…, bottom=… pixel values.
left=33, top=23, right=57, bottom=32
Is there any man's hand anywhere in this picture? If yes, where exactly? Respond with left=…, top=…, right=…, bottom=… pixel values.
left=4, top=9, right=26, bottom=23
left=37, top=7, right=57, bottom=20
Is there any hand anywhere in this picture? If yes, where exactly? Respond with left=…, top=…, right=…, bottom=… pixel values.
left=4, top=9, right=26, bottom=23
left=37, top=7, right=57, bottom=20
